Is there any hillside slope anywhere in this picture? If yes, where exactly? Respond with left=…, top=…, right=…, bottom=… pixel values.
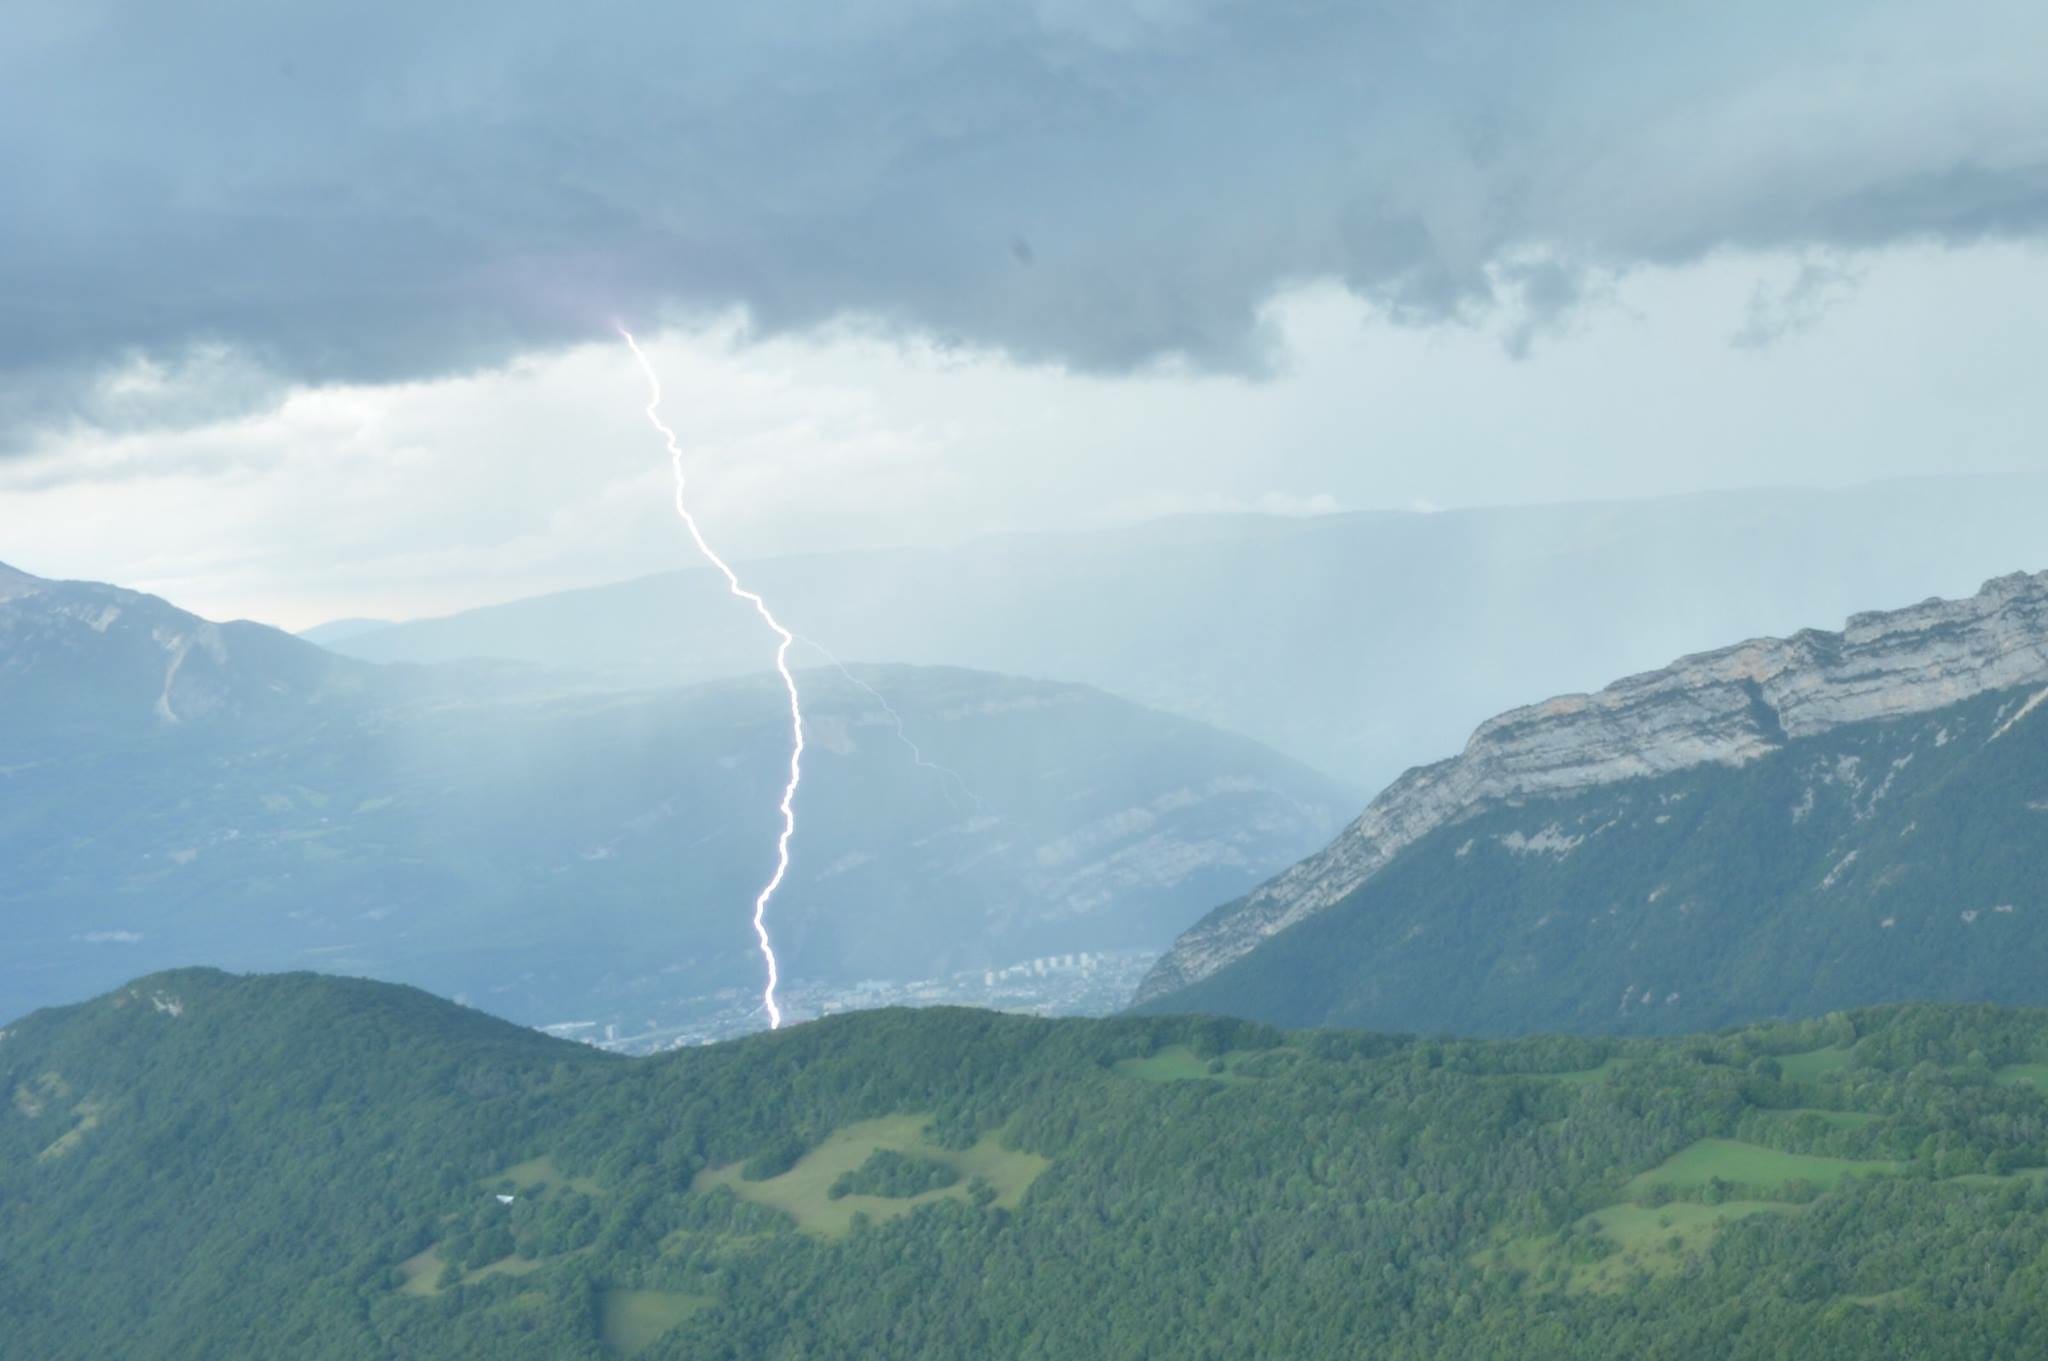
left=0, top=561, right=369, bottom=746
left=0, top=567, right=1352, bottom=1034
left=10, top=970, right=2048, bottom=1359
left=1138, top=571, right=2048, bottom=1032
left=326, top=475, right=2048, bottom=787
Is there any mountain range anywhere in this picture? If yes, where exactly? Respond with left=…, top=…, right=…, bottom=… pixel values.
left=0, top=564, right=1352, bottom=1034
left=321, top=474, right=2048, bottom=788
left=1137, top=570, right=2048, bottom=1034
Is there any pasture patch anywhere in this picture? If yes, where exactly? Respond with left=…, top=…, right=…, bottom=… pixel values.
left=1481, top=1201, right=1795, bottom=1295
left=1777, top=1046, right=1853, bottom=1083
left=1994, top=1063, right=2048, bottom=1090
left=695, top=1113, right=1048, bottom=1239
left=1529, top=1058, right=1623, bottom=1086
left=1627, top=1139, right=1900, bottom=1199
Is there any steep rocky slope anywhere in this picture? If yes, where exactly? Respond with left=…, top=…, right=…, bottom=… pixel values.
left=1136, top=571, right=2048, bottom=1023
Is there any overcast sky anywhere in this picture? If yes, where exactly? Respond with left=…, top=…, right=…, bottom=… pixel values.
left=5, top=1, right=2048, bottom=627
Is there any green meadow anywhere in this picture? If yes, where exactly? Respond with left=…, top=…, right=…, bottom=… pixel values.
left=1994, top=1063, right=2048, bottom=1090
left=695, top=1113, right=1049, bottom=1238
left=1627, top=1139, right=1902, bottom=1197
left=1112, top=1043, right=1252, bottom=1082
left=1777, top=1046, right=1854, bottom=1083
left=1484, top=1200, right=1798, bottom=1295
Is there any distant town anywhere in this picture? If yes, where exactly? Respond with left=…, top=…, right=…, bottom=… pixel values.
left=540, top=948, right=1160, bottom=1056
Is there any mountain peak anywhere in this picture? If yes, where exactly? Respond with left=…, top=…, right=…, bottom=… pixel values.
left=0, top=561, right=46, bottom=599
left=0, top=568, right=364, bottom=744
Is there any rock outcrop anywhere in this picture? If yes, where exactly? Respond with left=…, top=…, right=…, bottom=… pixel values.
left=1135, top=570, right=2048, bottom=1004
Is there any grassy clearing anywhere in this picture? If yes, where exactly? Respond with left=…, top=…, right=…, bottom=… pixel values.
left=395, top=1245, right=556, bottom=1297
left=1539, top=1059, right=1622, bottom=1086
left=396, top=1246, right=448, bottom=1297
left=1994, top=1063, right=2048, bottom=1090
left=1577, top=1201, right=1793, bottom=1292
left=1481, top=1201, right=1794, bottom=1295
left=468, top=1256, right=544, bottom=1284
left=12, top=1071, right=70, bottom=1117
left=34, top=1100, right=103, bottom=1163
left=1627, top=1139, right=1900, bottom=1198
left=1112, top=1045, right=1251, bottom=1083
left=1479, top=1144, right=2046, bottom=1303
left=695, top=1113, right=1049, bottom=1239
left=391, top=1157, right=601, bottom=1300
left=598, top=1289, right=712, bottom=1356
left=1777, top=1047, right=1853, bottom=1083
left=493, top=1154, right=603, bottom=1197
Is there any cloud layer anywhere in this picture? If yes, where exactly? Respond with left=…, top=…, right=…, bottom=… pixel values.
left=8, top=0, right=2048, bottom=445
left=8, top=240, right=2047, bottom=632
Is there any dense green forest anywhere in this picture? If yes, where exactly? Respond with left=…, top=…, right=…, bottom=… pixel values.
left=10, top=969, right=2048, bottom=1358
left=1146, top=678, right=2048, bottom=1036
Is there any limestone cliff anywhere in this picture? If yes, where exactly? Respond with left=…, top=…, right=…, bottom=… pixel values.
left=1134, top=570, right=2048, bottom=1004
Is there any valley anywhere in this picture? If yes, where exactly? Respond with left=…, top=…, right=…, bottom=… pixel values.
left=0, top=563, right=1348, bottom=1032
left=559, top=947, right=1157, bottom=1053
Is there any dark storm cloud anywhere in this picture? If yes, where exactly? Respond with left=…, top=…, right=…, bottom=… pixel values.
left=5, top=0, right=2047, bottom=445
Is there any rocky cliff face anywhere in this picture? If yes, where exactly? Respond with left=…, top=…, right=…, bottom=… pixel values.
left=1135, top=570, right=2048, bottom=1004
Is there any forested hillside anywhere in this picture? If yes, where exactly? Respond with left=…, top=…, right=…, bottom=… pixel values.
left=9, top=970, right=2048, bottom=1358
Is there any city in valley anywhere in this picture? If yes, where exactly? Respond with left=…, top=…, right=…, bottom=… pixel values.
left=542, top=948, right=1160, bottom=1055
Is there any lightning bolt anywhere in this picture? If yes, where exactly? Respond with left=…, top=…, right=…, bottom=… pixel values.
left=620, top=326, right=799, bottom=1030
